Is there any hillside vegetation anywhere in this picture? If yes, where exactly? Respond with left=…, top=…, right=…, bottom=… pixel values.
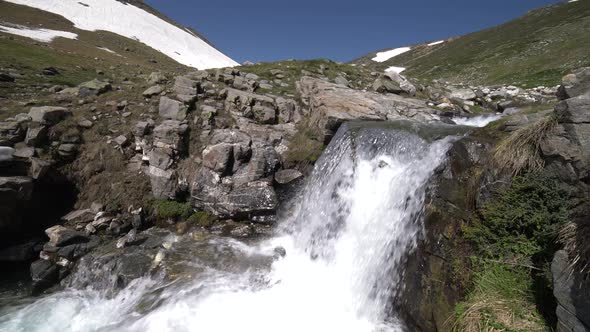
left=354, top=1, right=590, bottom=87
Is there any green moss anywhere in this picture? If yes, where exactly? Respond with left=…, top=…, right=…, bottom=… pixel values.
left=187, top=211, right=217, bottom=227
left=154, top=199, right=193, bottom=221
left=284, top=123, right=325, bottom=164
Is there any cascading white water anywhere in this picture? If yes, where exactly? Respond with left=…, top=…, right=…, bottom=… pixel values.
left=452, top=113, right=502, bottom=127
left=0, top=123, right=455, bottom=332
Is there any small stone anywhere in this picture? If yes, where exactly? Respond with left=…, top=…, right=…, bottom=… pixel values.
left=142, top=85, right=163, bottom=98
left=77, top=118, right=93, bottom=128
left=114, top=135, right=128, bottom=146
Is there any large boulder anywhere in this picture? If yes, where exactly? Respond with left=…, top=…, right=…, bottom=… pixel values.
left=153, top=120, right=189, bottom=152
left=45, top=225, right=89, bottom=247
left=299, top=77, right=437, bottom=143
left=232, top=144, right=280, bottom=185
left=384, top=71, right=417, bottom=96
left=78, top=79, right=112, bottom=97
left=0, top=121, right=25, bottom=146
left=142, top=85, right=163, bottom=98
left=28, top=106, right=71, bottom=125
left=0, top=176, right=34, bottom=237
left=542, top=92, right=590, bottom=181
left=172, top=76, right=199, bottom=104
left=159, top=96, right=188, bottom=120
left=191, top=168, right=278, bottom=221
left=202, top=143, right=234, bottom=175
left=449, top=87, right=476, bottom=101
left=557, top=67, right=590, bottom=100
left=552, top=250, right=590, bottom=331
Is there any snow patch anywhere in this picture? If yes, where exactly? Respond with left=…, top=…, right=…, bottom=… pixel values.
left=97, top=46, right=120, bottom=56
left=0, top=24, right=77, bottom=42
left=427, top=40, right=445, bottom=46
left=384, top=66, right=406, bottom=74
left=371, top=47, right=411, bottom=62
left=4, top=0, right=238, bottom=69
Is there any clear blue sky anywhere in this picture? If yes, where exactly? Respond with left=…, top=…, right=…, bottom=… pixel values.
left=144, top=0, right=561, bottom=63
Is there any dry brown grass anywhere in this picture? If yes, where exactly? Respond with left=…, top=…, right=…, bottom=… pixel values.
left=492, top=114, right=557, bottom=176
left=559, top=220, right=590, bottom=278
left=454, top=298, right=546, bottom=332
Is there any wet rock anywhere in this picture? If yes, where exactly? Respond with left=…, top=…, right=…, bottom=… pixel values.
left=0, top=146, right=14, bottom=163
left=233, top=144, right=280, bottom=185
left=274, top=169, right=303, bottom=184
left=0, top=239, right=40, bottom=262
left=45, top=225, right=89, bottom=247
left=192, top=169, right=278, bottom=221
left=30, top=259, right=59, bottom=294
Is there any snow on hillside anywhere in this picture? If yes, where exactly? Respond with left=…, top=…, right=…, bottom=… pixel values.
left=385, top=66, right=406, bottom=74
left=4, top=0, right=238, bottom=69
left=427, top=40, right=445, bottom=46
left=0, top=24, right=77, bottom=42
left=371, top=47, right=411, bottom=62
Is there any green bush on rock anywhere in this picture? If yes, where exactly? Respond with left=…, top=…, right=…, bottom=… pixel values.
left=456, top=174, right=571, bottom=331
left=465, top=174, right=569, bottom=261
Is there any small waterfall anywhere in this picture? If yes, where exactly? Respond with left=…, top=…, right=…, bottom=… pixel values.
left=0, top=123, right=456, bottom=332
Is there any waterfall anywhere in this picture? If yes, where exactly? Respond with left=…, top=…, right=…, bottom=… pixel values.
left=0, top=123, right=456, bottom=332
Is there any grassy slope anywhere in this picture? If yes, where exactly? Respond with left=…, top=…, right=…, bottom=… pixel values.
left=354, top=1, right=590, bottom=87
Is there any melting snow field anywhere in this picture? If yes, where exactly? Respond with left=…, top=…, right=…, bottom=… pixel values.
left=4, top=0, right=238, bottom=69
left=385, top=66, right=406, bottom=74
left=0, top=24, right=77, bottom=42
left=372, top=47, right=411, bottom=62
left=427, top=40, right=445, bottom=46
